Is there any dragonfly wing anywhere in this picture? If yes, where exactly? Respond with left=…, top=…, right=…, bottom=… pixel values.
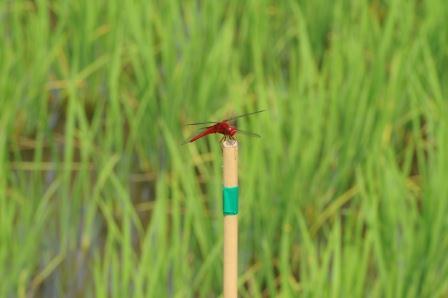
left=187, top=110, right=265, bottom=125
left=236, top=129, right=261, bottom=138
left=225, top=109, right=266, bottom=123
left=187, top=121, right=217, bottom=126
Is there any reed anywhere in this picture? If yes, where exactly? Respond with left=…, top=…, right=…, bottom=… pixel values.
left=222, top=140, right=239, bottom=298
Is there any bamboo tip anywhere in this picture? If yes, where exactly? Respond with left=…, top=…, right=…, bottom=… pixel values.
left=222, top=139, right=238, bottom=148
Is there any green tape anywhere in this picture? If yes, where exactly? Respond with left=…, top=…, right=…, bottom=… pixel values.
left=223, top=186, right=239, bottom=215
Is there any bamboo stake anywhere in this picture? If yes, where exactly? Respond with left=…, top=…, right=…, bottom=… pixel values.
left=222, top=140, right=238, bottom=298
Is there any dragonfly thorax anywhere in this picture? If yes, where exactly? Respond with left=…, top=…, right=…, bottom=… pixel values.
left=218, top=122, right=237, bottom=137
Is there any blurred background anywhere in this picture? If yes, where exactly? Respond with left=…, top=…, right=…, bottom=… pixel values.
left=1, top=0, right=448, bottom=297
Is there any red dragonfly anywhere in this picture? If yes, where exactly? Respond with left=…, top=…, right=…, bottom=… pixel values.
left=184, top=110, right=265, bottom=143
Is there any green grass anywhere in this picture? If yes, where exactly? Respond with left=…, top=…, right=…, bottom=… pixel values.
left=1, top=0, right=448, bottom=297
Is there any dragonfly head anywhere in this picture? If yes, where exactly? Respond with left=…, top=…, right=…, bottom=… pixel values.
left=227, top=126, right=237, bottom=136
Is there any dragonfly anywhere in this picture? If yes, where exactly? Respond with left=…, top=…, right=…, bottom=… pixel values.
left=184, top=110, right=265, bottom=143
